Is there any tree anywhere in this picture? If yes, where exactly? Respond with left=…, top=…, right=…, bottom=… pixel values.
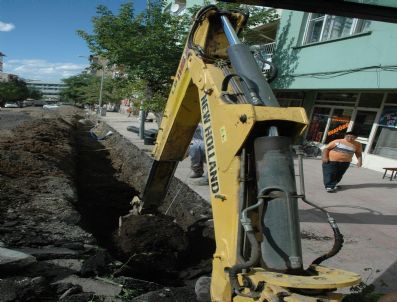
left=77, top=1, right=190, bottom=113
left=0, top=78, right=29, bottom=105
left=61, top=72, right=126, bottom=107
left=28, top=88, right=43, bottom=100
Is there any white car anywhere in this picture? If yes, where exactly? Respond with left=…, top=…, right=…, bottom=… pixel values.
left=43, top=104, right=60, bottom=110
left=4, top=102, right=19, bottom=108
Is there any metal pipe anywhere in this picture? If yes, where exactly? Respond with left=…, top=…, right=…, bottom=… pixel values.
left=221, top=15, right=241, bottom=45
left=98, top=67, right=104, bottom=110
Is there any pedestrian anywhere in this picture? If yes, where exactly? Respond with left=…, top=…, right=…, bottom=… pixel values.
left=189, top=124, right=208, bottom=185
left=127, top=106, right=132, bottom=117
left=322, top=131, right=362, bottom=192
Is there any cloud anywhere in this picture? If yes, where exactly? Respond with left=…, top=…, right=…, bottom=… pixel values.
left=4, top=59, right=87, bottom=82
left=0, top=21, right=15, bottom=32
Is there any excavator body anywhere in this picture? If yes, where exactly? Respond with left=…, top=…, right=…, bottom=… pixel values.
left=138, top=4, right=371, bottom=301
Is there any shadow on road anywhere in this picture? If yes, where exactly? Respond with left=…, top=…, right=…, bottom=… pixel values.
left=338, top=183, right=397, bottom=190
left=300, top=204, right=397, bottom=225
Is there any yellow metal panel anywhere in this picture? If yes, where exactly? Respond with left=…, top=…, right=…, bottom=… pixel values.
left=245, top=266, right=360, bottom=289
left=152, top=49, right=201, bottom=161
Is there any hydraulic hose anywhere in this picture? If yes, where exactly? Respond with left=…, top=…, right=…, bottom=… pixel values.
left=229, top=198, right=263, bottom=298
left=295, top=146, right=344, bottom=266
left=229, top=231, right=260, bottom=297
left=311, top=215, right=344, bottom=265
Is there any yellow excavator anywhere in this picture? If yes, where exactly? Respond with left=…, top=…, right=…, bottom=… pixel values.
left=135, top=1, right=397, bottom=301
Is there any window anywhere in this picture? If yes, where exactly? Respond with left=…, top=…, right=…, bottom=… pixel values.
left=386, top=93, right=397, bottom=105
left=315, top=92, right=357, bottom=107
left=352, top=110, right=377, bottom=138
left=371, top=106, right=397, bottom=159
left=303, top=13, right=370, bottom=45
left=326, top=108, right=353, bottom=143
left=358, top=93, right=383, bottom=108
left=306, top=107, right=331, bottom=142
left=275, top=91, right=304, bottom=107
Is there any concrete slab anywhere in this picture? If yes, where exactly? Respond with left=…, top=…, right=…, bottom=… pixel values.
left=97, top=110, right=397, bottom=292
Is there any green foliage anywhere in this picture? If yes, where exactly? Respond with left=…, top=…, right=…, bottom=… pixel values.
left=0, top=78, right=29, bottom=104
left=61, top=72, right=132, bottom=107
left=77, top=1, right=189, bottom=112
left=28, top=87, right=43, bottom=100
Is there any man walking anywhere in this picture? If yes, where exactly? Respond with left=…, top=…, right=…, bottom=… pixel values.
left=322, top=131, right=362, bottom=192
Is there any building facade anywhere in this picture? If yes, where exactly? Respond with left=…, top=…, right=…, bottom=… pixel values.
left=270, top=10, right=397, bottom=171
left=0, top=51, right=5, bottom=73
left=26, top=81, right=66, bottom=101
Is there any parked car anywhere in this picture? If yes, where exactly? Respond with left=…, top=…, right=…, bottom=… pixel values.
left=34, top=99, right=45, bottom=107
left=43, top=104, right=60, bottom=110
left=4, top=102, right=19, bottom=108
left=23, top=99, right=34, bottom=107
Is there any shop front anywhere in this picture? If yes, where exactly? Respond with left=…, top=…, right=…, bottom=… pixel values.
left=305, top=92, right=397, bottom=172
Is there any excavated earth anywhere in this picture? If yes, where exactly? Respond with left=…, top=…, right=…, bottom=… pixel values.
left=0, top=107, right=213, bottom=302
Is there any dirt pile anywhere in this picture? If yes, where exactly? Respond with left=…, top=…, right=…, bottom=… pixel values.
left=0, top=115, right=93, bottom=247
left=0, top=108, right=213, bottom=302
left=116, top=214, right=189, bottom=280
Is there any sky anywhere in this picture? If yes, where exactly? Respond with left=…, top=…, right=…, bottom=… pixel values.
left=0, top=0, right=147, bottom=83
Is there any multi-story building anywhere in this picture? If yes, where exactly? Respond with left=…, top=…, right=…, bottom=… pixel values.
left=270, top=10, right=397, bottom=171
left=26, top=81, right=66, bottom=101
left=0, top=51, right=5, bottom=73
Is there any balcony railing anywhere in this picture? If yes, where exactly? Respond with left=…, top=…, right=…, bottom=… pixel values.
left=253, top=42, right=276, bottom=78
left=260, top=42, right=276, bottom=59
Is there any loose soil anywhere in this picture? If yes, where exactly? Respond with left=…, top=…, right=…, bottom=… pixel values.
left=0, top=107, right=213, bottom=302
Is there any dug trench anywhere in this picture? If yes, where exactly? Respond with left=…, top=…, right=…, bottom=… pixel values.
left=75, top=118, right=215, bottom=284
left=0, top=108, right=214, bottom=302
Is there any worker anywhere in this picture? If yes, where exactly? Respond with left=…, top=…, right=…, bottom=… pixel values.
left=189, top=124, right=209, bottom=185
left=322, top=131, right=362, bottom=192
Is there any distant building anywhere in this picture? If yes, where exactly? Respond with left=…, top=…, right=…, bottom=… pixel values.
left=0, top=51, right=5, bottom=73
left=26, top=80, right=67, bottom=101
left=0, top=72, right=19, bottom=82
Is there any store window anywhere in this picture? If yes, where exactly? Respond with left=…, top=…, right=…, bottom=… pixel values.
left=303, top=14, right=370, bottom=45
left=358, top=93, right=383, bottom=108
left=353, top=111, right=377, bottom=138
left=306, top=107, right=331, bottom=142
left=326, top=108, right=353, bottom=143
left=386, top=93, right=397, bottom=105
left=371, top=106, right=397, bottom=159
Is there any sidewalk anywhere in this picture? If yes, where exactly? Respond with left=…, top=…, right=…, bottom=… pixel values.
left=99, top=110, right=397, bottom=292
left=98, top=111, right=210, bottom=201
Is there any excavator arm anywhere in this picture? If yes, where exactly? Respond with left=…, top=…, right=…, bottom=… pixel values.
left=140, top=5, right=361, bottom=302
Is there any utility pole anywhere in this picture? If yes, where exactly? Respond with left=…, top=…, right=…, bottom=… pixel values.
left=79, top=55, right=106, bottom=116
left=139, top=0, right=151, bottom=140
left=98, top=66, right=105, bottom=116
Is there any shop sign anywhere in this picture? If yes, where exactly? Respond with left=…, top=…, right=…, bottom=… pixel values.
left=328, top=122, right=349, bottom=136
